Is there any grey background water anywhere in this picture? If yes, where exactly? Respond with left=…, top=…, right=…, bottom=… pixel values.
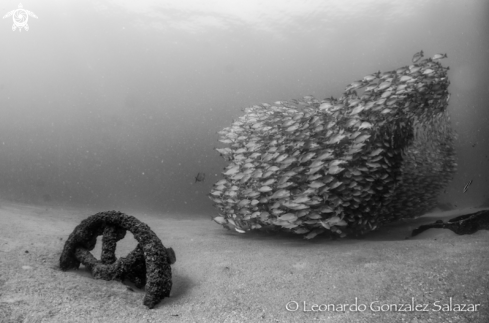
left=0, top=0, right=488, bottom=217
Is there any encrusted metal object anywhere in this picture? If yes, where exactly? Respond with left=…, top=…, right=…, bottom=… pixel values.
left=412, top=210, right=489, bottom=236
left=59, top=211, right=176, bottom=309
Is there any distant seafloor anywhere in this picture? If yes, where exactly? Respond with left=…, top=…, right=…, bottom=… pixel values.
left=0, top=201, right=487, bottom=322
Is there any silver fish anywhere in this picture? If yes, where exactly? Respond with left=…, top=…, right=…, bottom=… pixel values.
left=212, top=50, right=455, bottom=240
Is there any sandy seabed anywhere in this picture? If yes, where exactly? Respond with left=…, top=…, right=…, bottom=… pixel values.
left=0, top=201, right=487, bottom=323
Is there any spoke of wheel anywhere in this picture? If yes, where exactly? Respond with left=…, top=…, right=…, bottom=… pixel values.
left=101, top=225, right=126, bottom=265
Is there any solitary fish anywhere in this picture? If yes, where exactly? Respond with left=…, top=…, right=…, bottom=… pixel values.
left=304, top=229, right=322, bottom=240
left=432, top=53, right=447, bottom=60
left=463, top=179, right=473, bottom=193
left=292, top=196, right=311, bottom=204
left=309, top=181, right=325, bottom=188
left=278, top=213, right=298, bottom=222
left=350, top=105, right=365, bottom=115
left=358, top=122, right=373, bottom=130
left=195, top=172, right=206, bottom=183
left=412, top=50, right=424, bottom=63
left=377, top=81, right=392, bottom=91
left=399, top=75, right=413, bottom=82
left=213, top=216, right=227, bottom=225
left=319, top=102, right=333, bottom=111
left=316, top=150, right=334, bottom=160
left=262, top=178, right=276, bottom=186
left=328, top=165, right=344, bottom=175
left=224, top=167, right=240, bottom=176
left=299, top=152, right=316, bottom=163
left=370, top=148, right=383, bottom=157
left=215, top=148, right=231, bottom=156
left=270, top=189, right=291, bottom=199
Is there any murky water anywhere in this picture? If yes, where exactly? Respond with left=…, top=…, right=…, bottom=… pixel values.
left=0, top=0, right=487, bottom=216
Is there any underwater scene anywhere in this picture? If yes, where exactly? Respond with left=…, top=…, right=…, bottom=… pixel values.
left=0, top=0, right=488, bottom=322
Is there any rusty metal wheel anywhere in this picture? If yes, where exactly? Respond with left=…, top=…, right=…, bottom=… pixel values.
left=59, top=211, right=176, bottom=309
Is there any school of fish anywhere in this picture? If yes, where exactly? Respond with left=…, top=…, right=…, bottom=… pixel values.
left=209, top=51, right=457, bottom=239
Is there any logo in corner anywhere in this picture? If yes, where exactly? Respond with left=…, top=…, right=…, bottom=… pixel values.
left=3, top=3, right=38, bottom=32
